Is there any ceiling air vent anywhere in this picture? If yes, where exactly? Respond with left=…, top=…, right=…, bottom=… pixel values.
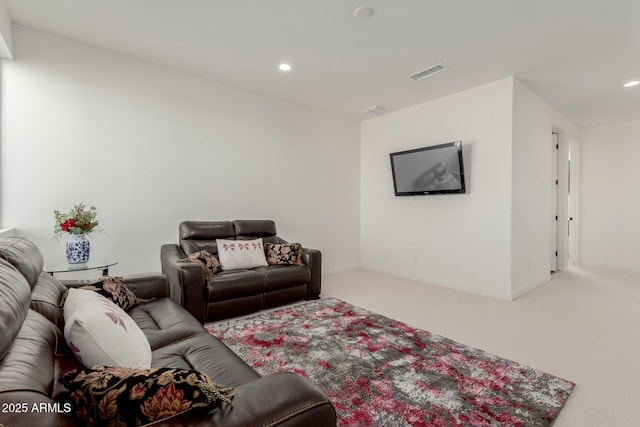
left=410, top=63, right=448, bottom=81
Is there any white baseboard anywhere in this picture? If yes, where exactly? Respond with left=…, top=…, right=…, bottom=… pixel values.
left=321, top=264, right=552, bottom=301
left=577, top=261, right=640, bottom=274
left=510, top=276, right=550, bottom=299
left=323, top=265, right=360, bottom=275
left=361, top=266, right=514, bottom=301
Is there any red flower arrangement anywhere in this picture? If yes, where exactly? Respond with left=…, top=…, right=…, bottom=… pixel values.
left=54, top=203, right=100, bottom=238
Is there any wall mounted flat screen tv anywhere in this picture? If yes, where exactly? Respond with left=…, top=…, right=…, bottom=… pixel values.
left=390, top=141, right=466, bottom=196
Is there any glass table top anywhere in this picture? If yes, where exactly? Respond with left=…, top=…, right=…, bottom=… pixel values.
left=44, top=260, right=118, bottom=274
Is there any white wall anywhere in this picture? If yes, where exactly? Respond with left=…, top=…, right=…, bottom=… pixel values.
left=360, top=77, right=580, bottom=299
left=361, top=78, right=515, bottom=299
left=510, top=79, right=552, bottom=296
left=0, top=0, right=12, bottom=59
left=0, top=26, right=361, bottom=276
left=580, top=119, right=640, bottom=271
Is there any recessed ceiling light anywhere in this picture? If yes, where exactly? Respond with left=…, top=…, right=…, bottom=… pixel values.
left=278, top=63, right=292, bottom=72
left=624, top=80, right=639, bottom=87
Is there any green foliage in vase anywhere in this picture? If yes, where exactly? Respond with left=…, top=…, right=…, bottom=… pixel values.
left=54, top=203, right=100, bottom=238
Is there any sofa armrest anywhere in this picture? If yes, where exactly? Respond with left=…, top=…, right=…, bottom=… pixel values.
left=302, top=248, right=322, bottom=300
left=121, top=273, right=169, bottom=299
left=212, top=372, right=335, bottom=427
left=160, top=243, right=207, bottom=323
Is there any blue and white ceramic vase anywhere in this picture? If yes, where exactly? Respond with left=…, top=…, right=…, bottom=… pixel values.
left=66, top=234, right=90, bottom=264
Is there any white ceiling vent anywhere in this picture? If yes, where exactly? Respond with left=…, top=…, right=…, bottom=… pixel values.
left=362, top=105, right=387, bottom=114
left=410, top=63, right=448, bottom=81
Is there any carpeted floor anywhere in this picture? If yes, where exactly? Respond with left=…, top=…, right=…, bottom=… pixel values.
left=206, top=298, right=574, bottom=426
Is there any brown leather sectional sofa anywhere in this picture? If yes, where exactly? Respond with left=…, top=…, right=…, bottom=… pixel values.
left=161, top=220, right=321, bottom=323
left=0, top=237, right=336, bottom=427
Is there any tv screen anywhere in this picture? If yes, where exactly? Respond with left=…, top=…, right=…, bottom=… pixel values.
left=390, top=141, right=466, bottom=196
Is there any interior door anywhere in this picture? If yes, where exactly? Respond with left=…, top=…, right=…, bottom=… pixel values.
left=551, top=133, right=559, bottom=271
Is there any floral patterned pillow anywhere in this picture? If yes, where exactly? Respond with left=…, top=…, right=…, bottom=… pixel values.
left=178, top=249, right=221, bottom=280
left=60, top=275, right=151, bottom=311
left=59, top=365, right=235, bottom=426
left=264, top=243, right=305, bottom=266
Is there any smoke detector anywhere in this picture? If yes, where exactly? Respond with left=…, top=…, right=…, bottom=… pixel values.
left=410, top=63, right=448, bottom=81
left=362, top=105, right=387, bottom=115
left=354, top=6, right=374, bottom=18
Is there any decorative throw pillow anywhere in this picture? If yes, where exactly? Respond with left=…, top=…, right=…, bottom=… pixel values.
left=216, top=238, right=268, bottom=270
left=60, top=275, right=151, bottom=311
left=264, top=243, right=305, bottom=266
left=59, top=365, right=235, bottom=427
left=178, top=249, right=221, bottom=280
left=63, top=288, right=152, bottom=369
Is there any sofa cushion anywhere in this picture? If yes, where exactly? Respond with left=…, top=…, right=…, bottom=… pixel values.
left=216, top=238, right=268, bottom=270
left=0, top=310, right=58, bottom=396
left=180, top=221, right=235, bottom=240
left=254, top=265, right=311, bottom=291
left=60, top=365, right=235, bottom=427
left=0, top=258, right=32, bottom=360
left=233, top=219, right=276, bottom=237
left=181, top=240, right=220, bottom=256
left=208, top=270, right=266, bottom=300
left=0, top=237, right=44, bottom=288
left=179, top=221, right=235, bottom=256
left=63, top=289, right=152, bottom=369
left=30, top=273, right=68, bottom=330
left=128, top=298, right=206, bottom=350
left=151, top=332, right=261, bottom=387
left=234, top=220, right=282, bottom=245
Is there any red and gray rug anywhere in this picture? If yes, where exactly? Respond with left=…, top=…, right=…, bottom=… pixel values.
left=205, top=298, right=574, bottom=426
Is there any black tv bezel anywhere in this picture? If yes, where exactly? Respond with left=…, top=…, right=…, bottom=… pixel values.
left=390, top=141, right=466, bottom=196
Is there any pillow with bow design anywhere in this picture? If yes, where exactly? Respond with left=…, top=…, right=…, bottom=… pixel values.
left=216, top=238, right=268, bottom=270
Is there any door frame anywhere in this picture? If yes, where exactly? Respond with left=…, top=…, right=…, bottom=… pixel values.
left=551, top=132, right=559, bottom=271
left=568, top=139, right=580, bottom=265
left=552, top=126, right=570, bottom=271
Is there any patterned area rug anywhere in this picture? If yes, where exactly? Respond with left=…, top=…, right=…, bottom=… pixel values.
left=205, top=298, right=574, bottom=426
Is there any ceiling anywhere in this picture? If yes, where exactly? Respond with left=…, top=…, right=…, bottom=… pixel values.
left=5, top=0, right=640, bottom=128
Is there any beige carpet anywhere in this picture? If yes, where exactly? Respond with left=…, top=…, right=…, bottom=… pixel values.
left=322, top=266, right=640, bottom=427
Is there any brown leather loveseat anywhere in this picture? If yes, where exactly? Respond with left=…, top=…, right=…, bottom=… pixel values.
left=161, top=220, right=321, bottom=323
left=0, top=237, right=336, bottom=427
